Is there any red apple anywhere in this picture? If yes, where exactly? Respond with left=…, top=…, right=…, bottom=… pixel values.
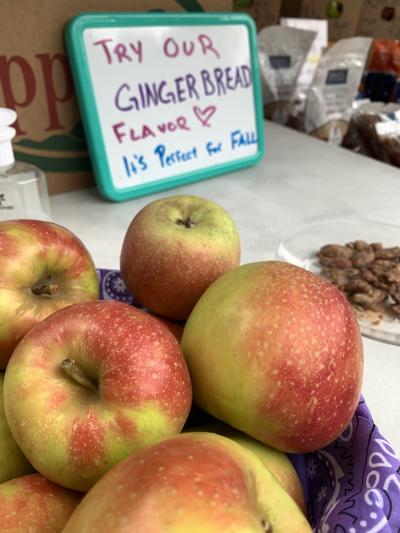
left=0, top=473, right=81, bottom=532
left=3, top=300, right=192, bottom=491
left=63, top=432, right=311, bottom=532
left=0, top=219, right=99, bottom=368
left=120, top=195, right=241, bottom=320
left=182, top=261, right=364, bottom=453
left=187, top=421, right=307, bottom=514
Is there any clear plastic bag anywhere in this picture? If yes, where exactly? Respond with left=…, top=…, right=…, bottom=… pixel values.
left=257, top=25, right=316, bottom=126
left=342, top=101, right=400, bottom=167
left=304, top=36, right=373, bottom=143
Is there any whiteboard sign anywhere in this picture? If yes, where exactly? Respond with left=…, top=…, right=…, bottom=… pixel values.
left=66, top=13, right=264, bottom=202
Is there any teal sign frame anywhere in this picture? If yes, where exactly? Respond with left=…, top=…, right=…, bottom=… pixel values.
left=66, top=12, right=265, bottom=202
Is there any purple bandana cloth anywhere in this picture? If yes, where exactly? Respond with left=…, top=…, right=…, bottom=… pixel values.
left=98, top=269, right=400, bottom=532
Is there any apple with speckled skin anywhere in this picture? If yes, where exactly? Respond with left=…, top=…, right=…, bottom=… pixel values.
left=186, top=422, right=306, bottom=514
left=0, top=372, right=34, bottom=483
left=62, top=432, right=311, bottom=533
left=0, top=219, right=99, bottom=369
left=120, top=195, right=240, bottom=321
left=0, top=473, right=81, bottom=532
left=182, top=261, right=363, bottom=453
left=3, top=300, right=192, bottom=492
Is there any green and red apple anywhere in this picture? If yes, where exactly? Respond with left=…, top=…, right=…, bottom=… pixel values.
left=0, top=372, right=34, bottom=483
left=3, top=300, right=192, bottom=492
left=0, top=219, right=99, bottom=368
left=182, top=261, right=363, bottom=453
left=120, top=195, right=240, bottom=320
left=63, top=432, right=311, bottom=532
left=0, top=473, right=81, bottom=532
left=187, top=421, right=306, bottom=514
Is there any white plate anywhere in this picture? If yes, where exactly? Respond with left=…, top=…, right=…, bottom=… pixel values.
left=276, top=219, right=400, bottom=346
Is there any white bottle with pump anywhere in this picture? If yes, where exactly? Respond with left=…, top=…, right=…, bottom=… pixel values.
left=0, top=107, right=51, bottom=221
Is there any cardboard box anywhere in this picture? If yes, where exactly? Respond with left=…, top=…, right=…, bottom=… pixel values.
left=298, top=0, right=364, bottom=42
left=0, top=0, right=232, bottom=195
left=358, top=1, right=400, bottom=39
left=234, top=0, right=282, bottom=31
left=280, top=0, right=303, bottom=18
left=280, top=1, right=400, bottom=41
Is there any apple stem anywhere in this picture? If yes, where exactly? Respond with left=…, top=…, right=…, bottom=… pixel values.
left=60, top=358, right=97, bottom=392
left=176, top=217, right=195, bottom=228
left=261, top=519, right=273, bottom=532
left=31, top=282, right=59, bottom=296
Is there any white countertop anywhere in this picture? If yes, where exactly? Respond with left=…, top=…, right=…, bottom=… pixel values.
left=50, top=121, right=400, bottom=455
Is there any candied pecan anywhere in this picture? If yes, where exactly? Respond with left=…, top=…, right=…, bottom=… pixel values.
left=368, top=260, right=393, bottom=275
left=389, top=283, right=400, bottom=304
left=375, top=281, right=391, bottom=291
left=321, top=267, right=342, bottom=286
left=319, top=255, right=353, bottom=268
left=375, top=247, right=400, bottom=260
left=391, top=304, right=400, bottom=316
left=324, top=268, right=358, bottom=289
left=351, top=288, right=387, bottom=307
left=351, top=250, right=375, bottom=267
left=381, top=264, right=400, bottom=284
left=351, top=240, right=369, bottom=251
left=360, top=268, right=379, bottom=284
left=346, top=268, right=361, bottom=278
left=319, top=244, right=353, bottom=258
left=359, top=268, right=390, bottom=291
left=345, top=278, right=373, bottom=295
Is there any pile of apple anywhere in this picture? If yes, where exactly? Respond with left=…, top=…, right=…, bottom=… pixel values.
left=0, top=196, right=364, bottom=532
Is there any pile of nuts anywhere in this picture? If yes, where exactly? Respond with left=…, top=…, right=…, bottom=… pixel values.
left=317, top=240, right=400, bottom=323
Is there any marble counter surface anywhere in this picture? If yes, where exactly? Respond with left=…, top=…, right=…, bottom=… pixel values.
left=50, top=120, right=400, bottom=455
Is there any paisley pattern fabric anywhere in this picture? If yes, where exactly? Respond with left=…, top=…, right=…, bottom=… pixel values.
left=98, top=269, right=400, bottom=532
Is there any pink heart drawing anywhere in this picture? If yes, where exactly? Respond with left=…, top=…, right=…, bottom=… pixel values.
left=193, top=105, right=217, bottom=127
